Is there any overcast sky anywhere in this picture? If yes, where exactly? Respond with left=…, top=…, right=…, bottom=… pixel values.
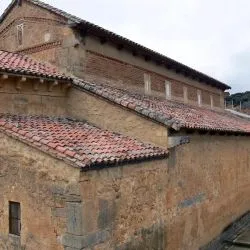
left=1, top=0, right=250, bottom=93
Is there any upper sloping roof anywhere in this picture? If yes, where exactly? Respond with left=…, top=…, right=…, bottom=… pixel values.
left=73, top=79, right=250, bottom=135
left=0, top=50, right=71, bottom=80
left=0, top=0, right=230, bottom=90
left=0, top=114, right=168, bottom=169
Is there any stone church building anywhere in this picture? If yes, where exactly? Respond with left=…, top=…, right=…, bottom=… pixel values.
left=0, top=0, right=249, bottom=249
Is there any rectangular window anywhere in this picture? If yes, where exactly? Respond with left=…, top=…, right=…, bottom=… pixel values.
left=183, top=86, right=188, bottom=103
left=144, top=73, right=151, bottom=94
left=9, top=202, right=21, bottom=236
left=197, top=90, right=202, bottom=106
left=165, top=80, right=171, bottom=99
left=16, top=24, right=23, bottom=46
left=210, top=95, right=214, bottom=109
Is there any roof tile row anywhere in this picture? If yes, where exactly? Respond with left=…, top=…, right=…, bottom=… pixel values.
left=73, top=79, right=250, bottom=134
left=0, top=114, right=168, bottom=169
left=0, top=50, right=71, bottom=80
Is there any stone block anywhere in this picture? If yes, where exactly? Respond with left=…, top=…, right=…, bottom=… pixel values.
left=66, top=202, right=83, bottom=235
left=98, top=199, right=116, bottom=230
left=62, top=234, right=85, bottom=249
left=62, top=230, right=110, bottom=249
left=52, top=207, right=66, bottom=218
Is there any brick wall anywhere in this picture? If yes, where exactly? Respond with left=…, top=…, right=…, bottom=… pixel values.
left=85, top=51, right=145, bottom=88
left=202, top=90, right=211, bottom=106
left=85, top=51, right=188, bottom=100
left=172, top=80, right=184, bottom=99
left=213, top=94, right=221, bottom=107
left=188, top=85, right=198, bottom=102
left=84, top=51, right=224, bottom=109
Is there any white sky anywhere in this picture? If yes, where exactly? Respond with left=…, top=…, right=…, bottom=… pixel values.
left=1, top=0, right=250, bottom=93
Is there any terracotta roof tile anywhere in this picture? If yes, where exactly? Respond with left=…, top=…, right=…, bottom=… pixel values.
left=0, top=114, right=168, bottom=169
left=73, top=79, right=250, bottom=134
left=0, top=0, right=230, bottom=90
left=0, top=50, right=71, bottom=80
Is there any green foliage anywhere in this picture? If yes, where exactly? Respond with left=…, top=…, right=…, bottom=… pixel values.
left=226, top=91, right=250, bottom=108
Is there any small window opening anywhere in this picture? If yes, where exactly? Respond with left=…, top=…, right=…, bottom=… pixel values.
left=16, top=24, right=23, bottom=46
left=165, top=80, right=171, bottom=99
left=144, top=73, right=151, bottom=94
left=197, top=90, right=202, bottom=106
left=9, top=202, right=21, bottom=236
left=183, top=86, right=188, bottom=103
left=210, top=95, right=214, bottom=109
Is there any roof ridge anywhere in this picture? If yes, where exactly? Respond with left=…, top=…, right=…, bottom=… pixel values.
left=72, top=78, right=250, bottom=134
left=27, top=0, right=82, bottom=23
left=0, top=0, right=230, bottom=90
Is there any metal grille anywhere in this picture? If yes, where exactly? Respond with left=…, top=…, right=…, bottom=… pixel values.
left=9, top=202, right=21, bottom=236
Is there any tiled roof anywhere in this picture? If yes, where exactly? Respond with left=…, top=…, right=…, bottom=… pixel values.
left=201, top=212, right=250, bottom=250
left=0, top=114, right=168, bottom=169
left=73, top=79, right=250, bottom=135
left=0, top=50, right=71, bottom=80
left=0, top=0, right=230, bottom=90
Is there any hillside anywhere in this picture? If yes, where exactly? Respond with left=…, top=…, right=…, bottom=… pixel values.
left=226, top=91, right=250, bottom=113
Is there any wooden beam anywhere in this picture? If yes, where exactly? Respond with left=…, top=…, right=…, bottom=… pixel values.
left=1, top=74, right=8, bottom=80
left=0, top=74, right=8, bottom=88
left=132, top=50, right=138, bottom=56
left=100, top=37, right=107, bottom=44
left=144, top=55, right=151, bottom=61
left=155, top=60, right=163, bottom=66
left=117, top=44, right=124, bottom=51
left=49, top=80, right=58, bottom=92
left=166, top=64, right=172, bottom=70
left=62, top=83, right=71, bottom=91
left=16, top=76, right=26, bottom=90
left=33, top=82, right=39, bottom=91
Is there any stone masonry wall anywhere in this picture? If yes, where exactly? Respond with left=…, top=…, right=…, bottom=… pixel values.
left=0, top=77, right=68, bottom=116
left=77, top=135, right=250, bottom=250
left=0, top=0, right=86, bottom=76
left=84, top=36, right=224, bottom=109
left=0, top=1, right=66, bottom=52
left=0, top=132, right=80, bottom=250
left=84, top=50, right=222, bottom=109
left=0, top=1, right=224, bottom=110
left=67, top=88, right=169, bottom=148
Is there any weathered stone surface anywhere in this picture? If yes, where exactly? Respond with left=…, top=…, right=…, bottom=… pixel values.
left=78, top=135, right=250, bottom=250
left=62, top=230, right=110, bottom=249
left=66, top=202, right=83, bottom=236
left=0, top=133, right=80, bottom=250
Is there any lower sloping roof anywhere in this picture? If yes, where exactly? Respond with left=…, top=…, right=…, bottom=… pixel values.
left=0, top=114, right=168, bottom=170
left=201, top=212, right=250, bottom=250
left=73, top=79, right=250, bottom=135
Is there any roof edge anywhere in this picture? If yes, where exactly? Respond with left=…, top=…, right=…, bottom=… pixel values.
left=0, top=114, right=169, bottom=171
left=73, top=78, right=250, bottom=135
left=0, top=0, right=231, bottom=91
left=0, top=0, right=16, bottom=24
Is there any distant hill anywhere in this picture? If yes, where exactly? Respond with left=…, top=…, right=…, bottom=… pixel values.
left=225, top=91, right=250, bottom=114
